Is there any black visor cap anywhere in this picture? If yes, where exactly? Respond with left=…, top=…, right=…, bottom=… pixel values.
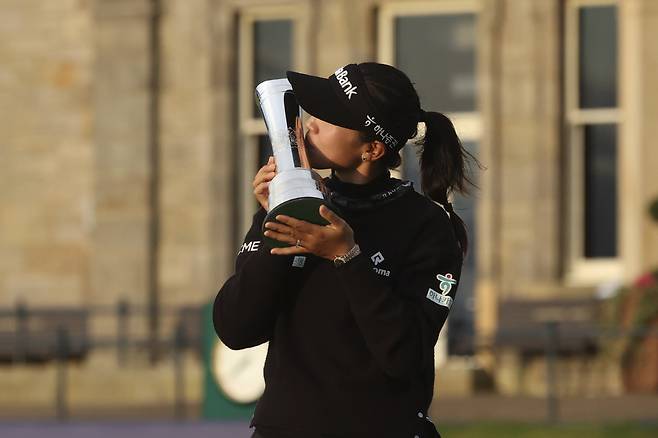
left=286, top=70, right=363, bottom=131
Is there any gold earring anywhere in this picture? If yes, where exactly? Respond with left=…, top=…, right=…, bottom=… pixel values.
left=362, top=154, right=368, bottom=162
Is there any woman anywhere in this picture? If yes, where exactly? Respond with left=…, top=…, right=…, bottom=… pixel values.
left=214, top=63, right=478, bottom=438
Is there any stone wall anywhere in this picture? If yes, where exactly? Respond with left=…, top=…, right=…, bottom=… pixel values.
left=91, top=0, right=156, bottom=341
left=0, top=0, right=94, bottom=306
left=158, top=0, right=217, bottom=310
left=492, top=0, right=561, bottom=298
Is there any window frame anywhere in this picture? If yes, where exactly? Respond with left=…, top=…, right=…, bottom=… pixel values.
left=378, top=1, right=483, bottom=181
left=236, top=3, right=311, bottom=236
left=564, top=0, right=621, bottom=285
left=377, top=0, right=483, bottom=363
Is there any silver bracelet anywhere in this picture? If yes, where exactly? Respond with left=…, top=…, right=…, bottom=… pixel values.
left=333, top=244, right=361, bottom=267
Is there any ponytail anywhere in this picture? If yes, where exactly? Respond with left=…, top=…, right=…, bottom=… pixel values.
left=417, top=111, right=479, bottom=258
left=354, top=63, right=481, bottom=257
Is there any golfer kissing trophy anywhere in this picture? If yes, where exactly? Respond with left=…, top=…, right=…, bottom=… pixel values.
left=255, top=79, right=329, bottom=248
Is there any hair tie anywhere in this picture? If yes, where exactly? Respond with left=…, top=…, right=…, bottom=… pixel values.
left=418, top=109, right=428, bottom=123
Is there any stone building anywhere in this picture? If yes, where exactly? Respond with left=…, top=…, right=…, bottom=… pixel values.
left=1, top=0, right=658, bottom=411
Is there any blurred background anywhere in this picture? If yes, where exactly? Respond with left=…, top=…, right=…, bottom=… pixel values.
left=1, top=0, right=658, bottom=437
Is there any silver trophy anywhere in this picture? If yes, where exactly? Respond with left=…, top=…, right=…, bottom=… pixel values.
left=255, top=79, right=328, bottom=248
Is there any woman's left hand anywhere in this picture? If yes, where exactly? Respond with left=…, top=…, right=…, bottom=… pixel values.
left=264, top=205, right=355, bottom=260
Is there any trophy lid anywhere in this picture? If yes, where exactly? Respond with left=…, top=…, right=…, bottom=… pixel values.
left=255, top=78, right=292, bottom=104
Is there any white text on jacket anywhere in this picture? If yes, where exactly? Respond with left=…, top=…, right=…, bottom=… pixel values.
left=239, top=240, right=260, bottom=254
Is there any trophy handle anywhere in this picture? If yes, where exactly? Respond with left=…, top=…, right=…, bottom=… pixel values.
left=284, top=91, right=303, bottom=168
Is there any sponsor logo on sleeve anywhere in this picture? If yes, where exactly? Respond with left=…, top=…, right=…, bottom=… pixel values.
left=426, top=273, right=457, bottom=309
left=238, top=240, right=261, bottom=254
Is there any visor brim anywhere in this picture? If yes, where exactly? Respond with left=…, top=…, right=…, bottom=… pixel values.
left=286, top=70, right=362, bottom=131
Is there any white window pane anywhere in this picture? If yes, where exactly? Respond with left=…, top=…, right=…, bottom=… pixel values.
left=584, top=124, right=617, bottom=258
left=579, top=6, right=617, bottom=108
left=253, top=20, right=292, bottom=117
left=395, top=14, right=476, bottom=112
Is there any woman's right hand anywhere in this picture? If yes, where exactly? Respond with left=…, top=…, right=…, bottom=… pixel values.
left=253, top=156, right=276, bottom=210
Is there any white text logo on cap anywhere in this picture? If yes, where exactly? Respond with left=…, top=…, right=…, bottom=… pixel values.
left=334, top=67, right=358, bottom=100
left=365, top=115, right=399, bottom=148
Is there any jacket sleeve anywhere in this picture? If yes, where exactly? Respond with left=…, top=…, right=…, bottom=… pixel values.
left=335, top=210, right=463, bottom=381
left=213, top=207, right=293, bottom=350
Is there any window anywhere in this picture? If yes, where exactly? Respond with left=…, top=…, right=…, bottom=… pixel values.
left=237, top=4, right=310, bottom=237
left=565, top=0, right=620, bottom=283
left=379, top=0, right=481, bottom=358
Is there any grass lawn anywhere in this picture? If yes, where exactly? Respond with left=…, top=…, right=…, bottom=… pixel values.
left=437, top=422, right=658, bottom=438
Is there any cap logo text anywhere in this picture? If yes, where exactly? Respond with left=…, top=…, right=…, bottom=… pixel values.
left=365, top=114, right=399, bottom=148
left=334, top=67, right=358, bottom=100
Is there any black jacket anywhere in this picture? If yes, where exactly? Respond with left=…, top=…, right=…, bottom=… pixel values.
left=213, top=172, right=462, bottom=438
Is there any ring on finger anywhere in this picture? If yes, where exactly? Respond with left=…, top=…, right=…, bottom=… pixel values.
left=295, top=239, right=302, bottom=248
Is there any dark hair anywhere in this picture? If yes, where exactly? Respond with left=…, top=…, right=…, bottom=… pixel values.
left=357, top=62, right=481, bottom=258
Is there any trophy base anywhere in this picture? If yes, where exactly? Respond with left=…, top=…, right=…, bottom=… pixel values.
left=262, top=197, right=329, bottom=248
